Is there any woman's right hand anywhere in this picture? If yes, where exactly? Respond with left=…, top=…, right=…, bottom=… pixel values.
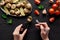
left=35, top=22, right=50, bottom=40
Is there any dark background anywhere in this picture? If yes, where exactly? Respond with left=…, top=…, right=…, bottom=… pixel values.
left=0, top=0, right=60, bottom=40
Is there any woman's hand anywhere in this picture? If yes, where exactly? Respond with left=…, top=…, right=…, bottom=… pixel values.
left=35, top=22, right=50, bottom=40
left=13, top=24, right=27, bottom=40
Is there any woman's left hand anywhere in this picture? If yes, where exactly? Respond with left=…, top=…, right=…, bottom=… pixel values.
left=13, top=24, right=27, bottom=40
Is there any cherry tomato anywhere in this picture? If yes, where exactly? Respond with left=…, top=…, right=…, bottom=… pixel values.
left=49, top=17, right=55, bottom=22
left=56, top=0, right=60, bottom=5
left=34, top=10, right=40, bottom=15
left=56, top=1, right=59, bottom=5
left=52, top=4, right=58, bottom=9
left=49, top=8, right=55, bottom=15
left=58, top=7, right=60, bottom=11
left=34, top=0, right=41, bottom=5
left=55, top=10, right=60, bottom=15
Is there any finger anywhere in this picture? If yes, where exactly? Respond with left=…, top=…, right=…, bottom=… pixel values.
left=13, top=24, right=23, bottom=35
left=22, top=29, right=27, bottom=36
left=35, top=22, right=48, bottom=27
left=41, top=31, right=46, bottom=35
left=35, top=22, right=47, bottom=27
left=35, top=24, right=40, bottom=27
left=20, top=28, right=23, bottom=31
left=14, top=24, right=23, bottom=32
left=39, top=22, right=50, bottom=31
left=40, top=25, right=50, bottom=35
left=45, top=27, right=50, bottom=34
left=35, top=22, right=50, bottom=31
left=45, top=27, right=50, bottom=31
left=16, top=24, right=23, bottom=30
left=39, top=22, right=46, bottom=24
left=39, top=22, right=49, bottom=28
left=35, top=24, right=42, bottom=29
left=40, top=25, right=44, bottom=31
left=40, top=25, right=46, bottom=35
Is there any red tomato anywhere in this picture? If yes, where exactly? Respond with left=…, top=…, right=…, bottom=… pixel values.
left=34, top=0, right=40, bottom=5
left=49, top=17, right=55, bottom=22
left=34, top=10, right=40, bottom=15
left=52, top=4, right=58, bottom=9
left=49, top=8, right=55, bottom=15
left=58, top=7, right=60, bottom=11
left=56, top=1, right=59, bottom=5
left=55, top=10, right=60, bottom=15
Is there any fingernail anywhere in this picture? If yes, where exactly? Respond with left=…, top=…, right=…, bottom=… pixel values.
left=20, top=24, right=23, bottom=26
left=26, top=29, right=27, bottom=30
left=35, top=24, right=37, bottom=26
left=40, top=25, right=44, bottom=29
left=35, top=24, right=40, bottom=26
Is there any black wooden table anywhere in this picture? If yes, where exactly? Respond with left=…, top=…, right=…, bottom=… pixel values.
left=0, top=0, right=60, bottom=40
